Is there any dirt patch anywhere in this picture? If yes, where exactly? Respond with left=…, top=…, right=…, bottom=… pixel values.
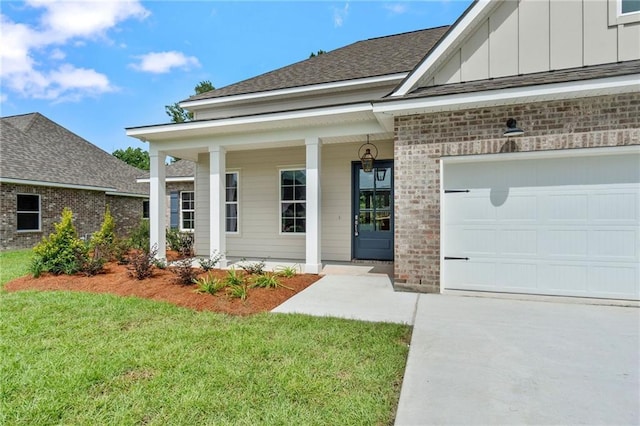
left=4, top=262, right=320, bottom=316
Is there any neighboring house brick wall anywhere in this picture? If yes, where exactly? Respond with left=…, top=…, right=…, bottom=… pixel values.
left=393, top=93, right=640, bottom=292
left=1, top=183, right=148, bottom=251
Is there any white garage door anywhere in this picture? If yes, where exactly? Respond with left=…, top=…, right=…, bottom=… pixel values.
left=442, top=150, right=640, bottom=300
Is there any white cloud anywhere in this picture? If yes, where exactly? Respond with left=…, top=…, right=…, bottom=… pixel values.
left=130, top=51, right=201, bottom=74
left=384, top=3, right=408, bottom=15
left=0, top=0, right=149, bottom=102
left=333, top=2, right=349, bottom=27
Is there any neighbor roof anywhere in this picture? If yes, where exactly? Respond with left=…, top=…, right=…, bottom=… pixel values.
left=137, top=159, right=195, bottom=180
left=1, top=113, right=148, bottom=196
left=187, top=26, right=450, bottom=102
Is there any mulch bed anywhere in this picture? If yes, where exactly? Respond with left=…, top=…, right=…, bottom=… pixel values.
left=4, top=261, right=320, bottom=316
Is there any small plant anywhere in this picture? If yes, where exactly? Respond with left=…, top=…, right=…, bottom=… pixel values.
left=112, top=238, right=131, bottom=265
left=275, top=265, right=299, bottom=278
left=127, top=245, right=157, bottom=280
left=224, top=268, right=245, bottom=286
left=239, top=258, right=267, bottom=275
left=129, top=219, right=150, bottom=252
left=227, top=283, right=248, bottom=300
left=79, top=246, right=106, bottom=277
left=171, top=257, right=197, bottom=285
left=166, top=228, right=181, bottom=252
left=198, top=250, right=223, bottom=271
left=166, top=229, right=194, bottom=257
left=31, top=207, right=86, bottom=276
left=89, top=206, right=117, bottom=258
left=253, top=273, right=293, bottom=290
left=194, top=274, right=226, bottom=295
left=153, top=258, right=167, bottom=269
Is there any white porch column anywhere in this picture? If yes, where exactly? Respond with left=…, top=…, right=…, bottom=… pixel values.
left=149, top=150, right=166, bottom=259
left=305, top=137, right=322, bottom=273
left=209, top=146, right=227, bottom=267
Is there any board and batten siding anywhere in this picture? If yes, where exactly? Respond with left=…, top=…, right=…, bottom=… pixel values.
left=194, top=141, right=393, bottom=261
left=424, top=0, right=640, bottom=87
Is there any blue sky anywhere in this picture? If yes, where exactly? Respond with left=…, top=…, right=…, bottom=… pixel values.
left=1, top=0, right=472, bottom=155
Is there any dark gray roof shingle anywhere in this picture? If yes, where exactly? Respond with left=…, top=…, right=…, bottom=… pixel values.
left=187, top=26, right=450, bottom=101
left=137, top=159, right=195, bottom=180
left=1, top=113, right=148, bottom=196
left=397, top=60, right=640, bottom=100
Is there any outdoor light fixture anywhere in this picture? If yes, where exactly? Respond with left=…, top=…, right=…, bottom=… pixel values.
left=503, top=118, right=524, bottom=137
left=359, top=135, right=378, bottom=172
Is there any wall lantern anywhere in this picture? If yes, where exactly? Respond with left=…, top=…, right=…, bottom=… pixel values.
left=359, top=135, right=378, bottom=172
left=503, top=118, right=524, bottom=137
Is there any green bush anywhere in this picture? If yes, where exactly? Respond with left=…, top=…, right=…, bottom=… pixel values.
left=198, top=250, right=223, bottom=271
left=167, top=229, right=194, bottom=257
left=30, top=208, right=86, bottom=276
left=170, top=258, right=198, bottom=285
left=129, top=219, right=150, bottom=252
left=89, top=206, right=116, bottom=255
left=194, top=273, right=226, bottom=294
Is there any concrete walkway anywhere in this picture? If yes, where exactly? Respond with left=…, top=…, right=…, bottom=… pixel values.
left=271, top=274, right=639, bottom=425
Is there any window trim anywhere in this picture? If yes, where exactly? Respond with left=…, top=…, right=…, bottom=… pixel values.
left=179, top=191, right=195, bottom=232
left=16, top=193, right=41, bottom=232
left=608, top=0, right=640, bottom=25
left=278, top=167, right=306, bottom=236
left=225, top=171, right=240, bottom=235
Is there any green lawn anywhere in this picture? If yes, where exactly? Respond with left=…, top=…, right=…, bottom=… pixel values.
left=0, top=249, right=32, bottom=287
left=0, top=249, right=411, bottom=425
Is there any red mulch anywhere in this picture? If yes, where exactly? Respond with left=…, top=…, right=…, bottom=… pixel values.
left=4, top=260, right=320, bottom=316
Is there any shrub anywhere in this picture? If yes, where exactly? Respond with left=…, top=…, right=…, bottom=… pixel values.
left=89, top=206, right=116, bottom=258
left=171, top=258, right=197, bottom=285
left=198, top=251, right=223, bottom=271
left=153, top=258, right=167, bottom=269
left=224, top=268, right=245, bottom=287
left=166, top=228, right=181, bottom=252
left=252, top=273, right=293, bottom=290
left=275, top=265, right=299, bottom=278
left=127, top=245, right=157, bottom=280
left=166, top=230, right=194, bottom=257
left=79, top=246, right=106, bottom=276
left=31, top=208, right=86, bottom=276
left=239, top=258, right=267, bottom=275
left=194, top=274, right=226, bottom=295
left=129, top=219, right=150, bottom=252
left=112, top=238, right=131, bottom=265
left=227, top=283, right=248, bottom=301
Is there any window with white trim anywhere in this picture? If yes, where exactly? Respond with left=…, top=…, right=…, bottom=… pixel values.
left=17, top=194, right=40, bottom=231
left=609, top=0, right=640, bottom=25
left=225, top=172, right=239, bottom=233
left=622, top=0, right=640, bottom=13
left=180, top=191, right=195, bottom=231
left=280, top=169, right=306, bottom=234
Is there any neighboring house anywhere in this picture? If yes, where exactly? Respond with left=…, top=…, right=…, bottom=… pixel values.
left=1, top=113, right=149, bottom=250
left=127, top=0, right=640, bottom=301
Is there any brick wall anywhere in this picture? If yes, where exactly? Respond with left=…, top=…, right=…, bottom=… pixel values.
left=393, top=93, right=640, bottom=292
left=1, top=183, right=148, bottom=251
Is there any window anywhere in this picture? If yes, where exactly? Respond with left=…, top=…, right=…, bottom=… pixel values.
left=16, top=194, right=40, bottom=231
left=142, top=200, right=149, bottom=219
left=226, top=172, right=239, bottom=233
left=280, top=169, right=306, bottom=234
left=180, top=191, right=195, bottom=231
left=622, top=0, right=640, bottom=14
left=609, top=0, right=640, bottom=25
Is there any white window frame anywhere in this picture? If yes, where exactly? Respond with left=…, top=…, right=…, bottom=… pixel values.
left=179, top=191, right=195, bottom=232
left=609, top=0, right=640, bottom=25
left=16, top=193, right=41, bottom=232
left=278, top=168, right=306, bottom=235
left=225, top=171, right=240, bottom=234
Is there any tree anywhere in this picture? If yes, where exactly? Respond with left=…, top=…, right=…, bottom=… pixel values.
left=165, top=80, right=215, bottom=123
left=112, top=147, right=150, bottom=170
left=309, top=50, right=327, bottom=58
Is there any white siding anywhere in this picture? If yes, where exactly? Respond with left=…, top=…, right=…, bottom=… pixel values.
left=424, top=0, right=640, bottom=87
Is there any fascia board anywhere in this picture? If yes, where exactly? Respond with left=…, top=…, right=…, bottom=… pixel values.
left=126, top=103, right=374, bottom=140
left=0, top=177, right=114, bottom=192
left=105, top=191, right=149, bottom=198
left=375, top=74, right=640, bottom=116
left=180, top=74, right=407, bottom=109
left=392, top=0, right=493, bottom=97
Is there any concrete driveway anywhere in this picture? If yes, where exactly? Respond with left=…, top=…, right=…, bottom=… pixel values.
left=395, top=295, right=640, bottom=425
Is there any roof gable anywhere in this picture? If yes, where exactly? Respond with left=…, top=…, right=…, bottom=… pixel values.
left=1, top=113, right=148, bottom=196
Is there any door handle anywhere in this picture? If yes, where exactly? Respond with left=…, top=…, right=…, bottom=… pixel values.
left=354, top=215, right=359, bottom=237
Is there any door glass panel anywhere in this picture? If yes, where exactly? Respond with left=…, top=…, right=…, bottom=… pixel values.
left=375, top=167, right=391, bottom=189
left=359, top=170, right=374, bottom=189
left=359, top=212, right=374, bottom=232
left=374, top=190, right=391, bottom=209
left=359, top=190, right=373, bottom=210
left=375, top=211, right=391, bottom=231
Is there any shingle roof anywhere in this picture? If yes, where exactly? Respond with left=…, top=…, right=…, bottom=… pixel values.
left=397, top=60, right=640, bottom=100
left=137, top=159, right=195, bottom=180
left=1, top=113, right=148, bottom=196
left=187, top=26, right=450, bottom=102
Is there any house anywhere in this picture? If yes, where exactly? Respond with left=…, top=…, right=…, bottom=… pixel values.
left=127, top=0, right=640, bottom=301
left=1, top=113, right=149, bottom=250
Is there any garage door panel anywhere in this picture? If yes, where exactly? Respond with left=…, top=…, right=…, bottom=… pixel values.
left=443, top=152, right=640, bottom=300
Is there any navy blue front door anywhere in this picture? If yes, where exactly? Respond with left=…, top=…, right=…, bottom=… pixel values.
left=352, top=161, right=393, bottom=260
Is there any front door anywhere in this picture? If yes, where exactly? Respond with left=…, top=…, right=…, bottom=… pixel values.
left=352, top=161, right=393, bottom=260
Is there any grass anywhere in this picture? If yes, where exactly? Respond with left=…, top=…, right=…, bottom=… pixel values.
left=0, top=252, right=411, bottom=425
left=0, top=249, right=32, bottom=287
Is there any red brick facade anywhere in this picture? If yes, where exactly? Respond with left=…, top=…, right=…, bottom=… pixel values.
left=0, top=183, right=147, bottom=250
left=393, top=93, right=640, bottom=292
